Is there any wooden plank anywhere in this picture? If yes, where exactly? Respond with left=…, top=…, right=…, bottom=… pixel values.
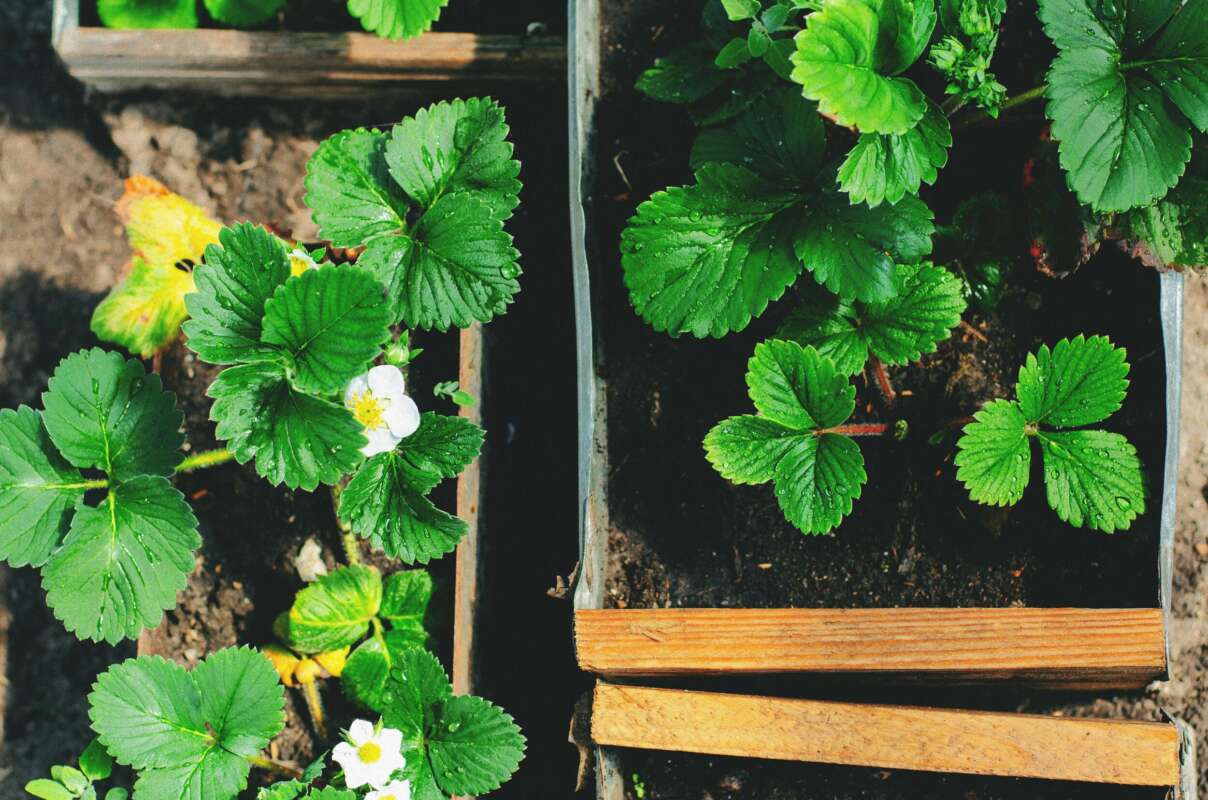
left=592, top=683, right=1182, bottom=787
left=575, top=607, right=1167, bottom=688
left=452, top=322, right=484, bottom=697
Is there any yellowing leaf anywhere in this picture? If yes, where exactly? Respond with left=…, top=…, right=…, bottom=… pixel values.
left=263, top=644, right=301, bottom=686
left=91, top=176, right=222, bottom=357
left=313, top=647, right=349, bottom=677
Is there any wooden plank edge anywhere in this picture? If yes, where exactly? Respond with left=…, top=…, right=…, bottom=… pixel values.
left=591, top=683, right=1182, bottom=787
left=575, top=607, right=1167, bottom=688
left=452, top=322, right=484, bottom=698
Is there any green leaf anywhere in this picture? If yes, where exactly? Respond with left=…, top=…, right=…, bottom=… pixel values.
left=96, top=0, right=196, bottom=28
left=89, top=648, right=284, bottom=799
left=393, top=412, right=484, bottom=492
left=105, top=790, right=129, bottom=800
left=257, top=782, right=308, bottom=800
left=304, top=129, right=410, bottom=248
left=208, top=361, right=366, bottom=491
left=1040, top=0, right=1208, bottom=211
left=721, top=0, right=761, bottom=21
left=1122, top=152, right=1208, bottom=269
left=747, top=338, right=855, bottom=429
left=342, top=630, right=428, bottom=712
left=636, top=43, right=731, bottom=103
left=954, top=399, right=1031, bottom=506
left=184, top=223, right=291, bottom=366
left=42, top=348, right=183, bottom=481
left=716, top=38, right=754, bottom=68
left=427, top=695, right=526, bottom=796
left=43, top=477, right=199, bottom=644
left=358, top=193, right=521, bottom=330
left=1016, top=335, right=1129, bottom=428
left=838, top=99, right=951, bottom=207
left=382, top=646, right=454, bottom=739
left=24, top=780, right=74, bottom=800
left=0, top=407, right=86, bottom=568
left=203, top=0, right=286, bottom=26
left=381, top=568, right=436, bottom=632
left=80, top=740, right=115, bottom=782
left=1038, top=430, right=1145, bottom=533
left=690, top=87, right=826, bottom=183
left=260, top=265, right=392, bottom=394
left=779, top=263, right=966, bottom=375
left=50, top=767, right=88, bottom=795
left=705, top=341, right=867, bottom=535
left=279, top=565, right=382, bottom=653
left=385, top=97, right=521, bottom=219
left=790, top=0, right=929, bottom=134
left=346, top=0, right=449, bottom=39
left=338, top=452, right=468, bottom=563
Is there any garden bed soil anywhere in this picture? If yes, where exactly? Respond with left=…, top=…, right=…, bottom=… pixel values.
left=0, top=3, right=585, bottom=795
left=582, top=0, right=1191, bottom=797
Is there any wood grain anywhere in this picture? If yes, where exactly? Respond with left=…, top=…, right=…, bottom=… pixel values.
left=52, top=0, right=564, bottom=98
left=575, top=607, right=1167, bottom=688
left=452, top=322, right=484, bottom=698
left=592, top=683, right=1182, bottom=786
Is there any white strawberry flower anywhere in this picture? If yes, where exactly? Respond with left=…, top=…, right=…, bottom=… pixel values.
left=344, top=365, right=421, bottom=457
left=366, top=779, right=413, bottom=800
left=289, top=246, right=320, bottom=275
left=332, top=719, right=407, bottom=789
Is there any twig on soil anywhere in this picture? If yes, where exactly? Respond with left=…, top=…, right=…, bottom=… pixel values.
left=960, top=320, right=989, bottom=343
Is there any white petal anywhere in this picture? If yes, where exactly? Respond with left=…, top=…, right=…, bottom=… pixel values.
left=363, top=760, right=397, bottom=790
left=348, top=719, right=376, bottom=744
left=343, top=761, right=375, bottom=790
left=361, top=426, right=403, bottom=457
left=377, top=727, right=404, bottom=756
left=344, top=374, right=371, bottom=407
left=384, top=394, right=421, bottom=439
left=376, top=746, right=407, bottom=779
left=372, top=780, right=412, bottom=800
left=368, top=364, right=407, bottom=399
left=364, top=791, right=383, bottom=800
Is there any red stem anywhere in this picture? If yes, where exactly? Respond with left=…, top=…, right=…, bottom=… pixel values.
left=818, top=423, right=891, bottom=437
left=868, top=356, right=897, bottom=407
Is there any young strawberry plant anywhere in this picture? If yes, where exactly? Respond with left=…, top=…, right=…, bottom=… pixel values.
left=955, top=336, right=1144, bottom=533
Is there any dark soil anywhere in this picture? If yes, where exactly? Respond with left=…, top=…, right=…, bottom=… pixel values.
left=585, top=0, right=1179, bottom=798
left=0, top=0, right=584, bottom=796
left=79, top=0, right=565, bottom=36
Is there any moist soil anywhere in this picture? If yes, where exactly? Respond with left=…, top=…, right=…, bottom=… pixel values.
left=0, top=1, right=584, bottom=796
left=585, top=0, right=1200, bottom=798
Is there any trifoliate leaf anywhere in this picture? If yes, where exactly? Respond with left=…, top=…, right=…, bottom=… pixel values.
left=392, top=412, right=484, bottom=493
left=636, top=43, right=731, bottom=104
left=382, top=646, right=454, bottom=739
left=96, top=0, right=197, bottom=28
left=385, top=97, right=521, bottom=219
left=278, top=565, right=383, bottom=654
left=342, top=629, right=428, bottom=711
left=954, top=399, right=1030, bottom=506
left=208, top=361, right=366, bottom=491
left=304, top=129, right=410, bottom=249
left=89, top=648, right=284, bottom=799
left=705, top=341, right=867, bottom=535
left=41, top=348, right=183, bottom=481
left=43, top=476, right=199, bottom=644
left=1016, top=335, right=1128, bottom=428
left=779, top=263, right=966, bottom=375
left=1037, top=430, right=1144, bottom=533
left=358, top=193, right=521, bottom=330
left=790, top=0, right=930, bottom=134
left=0, top=407, right=86, bottom=568
left=690, top=87, right=826, bottom=183
left=346, top=0, right=449, bottom=39
left=1039, top=0, right=1208, bottom=211
left=92, top=176, right=222, bottom=358
left=338, top=452, right=467, bottom=563
left=260, top=266, right=392, bottom=395
left=203, top=0, right=287, bottom=26
left=426, top=695, right=525, bottom=796
left=184, top=222, right=292, bottom=366
left=838, top=99, right=952, bottom=207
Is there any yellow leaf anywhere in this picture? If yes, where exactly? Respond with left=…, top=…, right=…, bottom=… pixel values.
left=263, top=644, right=301, bottom=687
left=313, top=646, right=349, bottom=677
left=91, top=176, right=222, bottom=357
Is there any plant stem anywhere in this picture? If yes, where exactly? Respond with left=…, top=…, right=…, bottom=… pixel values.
left=247, top=754, right=303, bottom=780
left=817, top=423, right=893, bottom=437
left=301, top=679, right=328, bottom=739
left=953, top=84, right=1047, bottom=130
left=868, top=356, right=897, bottom=407
left=330, top=483, right=361, bottom=565
left=176, top=448, right=235, bottom=473
left=49, top=478, right=110, bottom=490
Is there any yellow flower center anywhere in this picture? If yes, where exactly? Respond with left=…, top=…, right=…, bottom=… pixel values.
left=350, top=392, right=388, bottom=429
left=357, top=741, right=382, bottom=764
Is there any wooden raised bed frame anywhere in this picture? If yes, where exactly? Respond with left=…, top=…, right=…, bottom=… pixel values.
left=51, top=0, right=565, bottom=98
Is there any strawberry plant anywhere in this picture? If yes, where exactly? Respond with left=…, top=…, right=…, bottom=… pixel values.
left=8, top=96, right=525, bottom=799
left=955, top=336, right=1144, bottom=533
left=626, top=0, right=1202, bottom=535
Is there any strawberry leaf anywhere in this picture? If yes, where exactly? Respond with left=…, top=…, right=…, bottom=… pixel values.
left=790, top=0, right=931, bottom=135
left=954, top=399, right=1030, bottom=506
left=838, top=99, right=952, bottom=207
left=346, top=0, right=449, bottom=39
left=1037, top=430, right=1144, bottom=532
left=1016, top=334, right=1128, bottom=428
left=780, top=263, right=966, bottom=375
left=277, top=565, right=383, bottom=654
left=89, top=648, right=284, bottom=799
left=1040, top=0, right=1208, bottom=211
left=705, top=340, right=867, bottom=535
left=203, top=0, right=287, bottom=26
left=636, top=43, right=731, bottom=103
left=304, top=128, right=410, bottom=249
left=96, top=0, right=197, bottom=28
